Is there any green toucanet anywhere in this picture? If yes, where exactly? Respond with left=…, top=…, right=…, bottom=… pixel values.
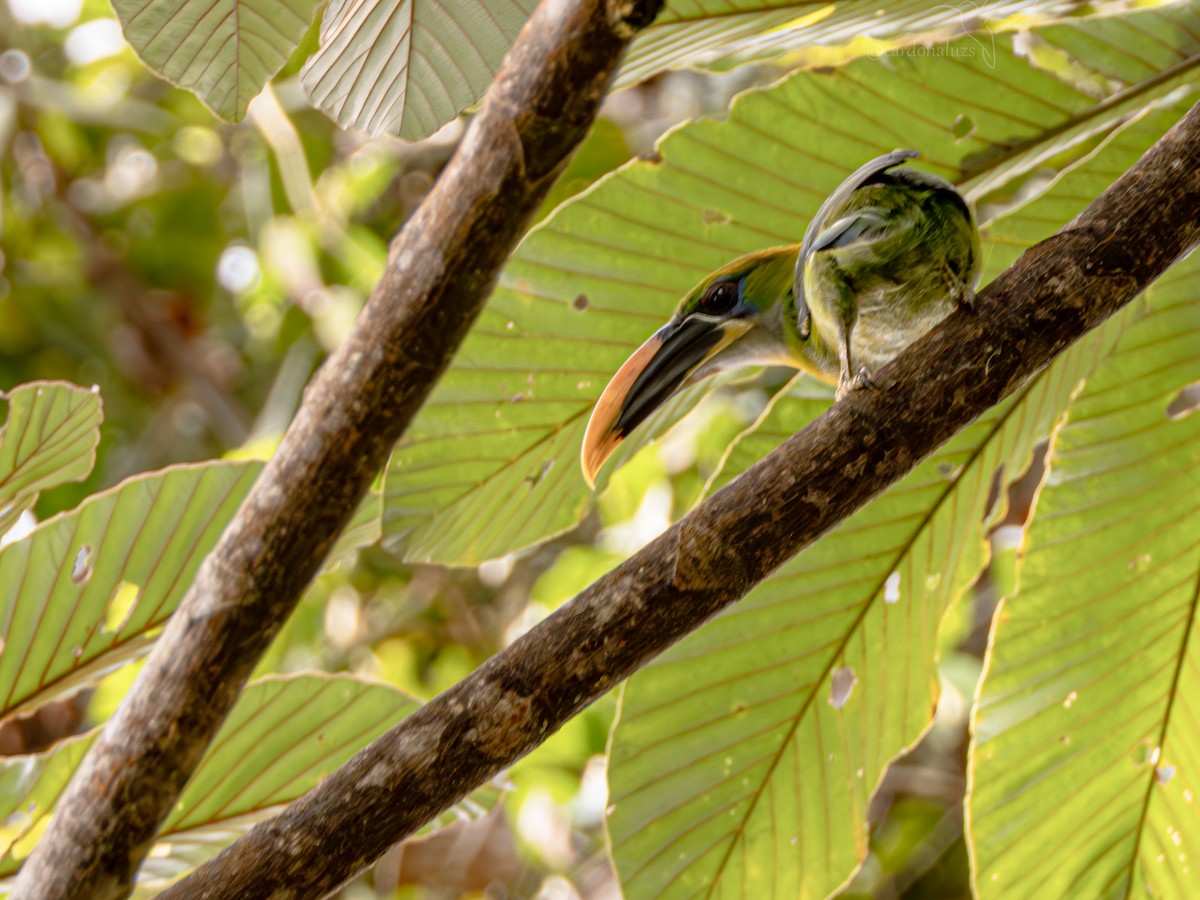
left=581, top=150, right=982, bottom=486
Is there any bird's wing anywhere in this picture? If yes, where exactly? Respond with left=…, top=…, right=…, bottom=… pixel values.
left=807, top=210, right=888, bottom=254
left=794, top=149, right=918, bottom=337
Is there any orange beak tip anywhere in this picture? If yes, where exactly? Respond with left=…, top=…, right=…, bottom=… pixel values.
left=579, top=333, right=665, bottom=490
left=579, top=318, right=750, bottom=490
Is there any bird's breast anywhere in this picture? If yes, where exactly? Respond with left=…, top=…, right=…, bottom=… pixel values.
left=850, top=283, right=957, bottom=370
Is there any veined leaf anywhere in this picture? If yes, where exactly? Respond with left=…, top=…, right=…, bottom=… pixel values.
left=300, top=0, right=537, bottom=139
left=618, top=0, right=1096, bottom=88
left=300, top=0, right=1166, bottom=141
left=604, top=91, right=1193, bottom=900
left=968, top=258, right=1200, bottom=897
left=0, top=727, right=92, bottom=879
left=112, top=0, right=323, bottom=121
left=0, top=462, right=261, bottom=721
left=382, top=9, right=1195, bottom=565
left=605, top=327, right=1127, bottom=899
left=962, top=4, right=1200, bottom=198
left=325, top=487, right=383, bottom=569
left=0, top=382, right=102, bottom=537
left=0, top=673, right=490, bottom=885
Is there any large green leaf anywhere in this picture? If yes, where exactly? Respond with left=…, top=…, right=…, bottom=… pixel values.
left=0, top=728, right=92, bottom=878
left=961, top=5, right=1200, bottom=198
left=616, top=0, right=1106, bottom=88
left=0, top=461, right=261, bottom=721
left=604, top=334, right=1124, bottom=899
left=968, top=259, right=1200, bottom=897
left=112, top=0, right=323, bottom=121
left=300, top=0, right=538, bottom=139
left=300, top=0, right=1152, bottom=141
left=0, top=674, right=424, bottom=883
left=0, top=382, right=101, bottom=537
left=603, top=91, right=1194, bottom=899
left=381, top=7, right=1198, bottom=565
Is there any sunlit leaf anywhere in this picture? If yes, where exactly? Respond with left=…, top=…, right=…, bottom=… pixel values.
left=112, top=0, right=323, bottom=121
left=382, top=8, right=1197, bottom=565
left=0, top=462, right=261, bottom=721
left=0, top=382, right=101, bottom=536
left=618, top=0, right=1078, bottom=89
left=604, top=335, right=1120, bottom=898
left=300, top=0, right=1161, bottom=141
left=325, top=488, right=383, bottom=569
left=300, top=0, right=537, bottom=139
left=0, top=729, right=92, bottom=879
left=604, top=85, right=1193, bottom=900
left=968, top=256, right=1200, bottom=898
left=0, top=674, right=499, bottom=885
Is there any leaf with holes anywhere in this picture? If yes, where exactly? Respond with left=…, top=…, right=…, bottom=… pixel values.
left=0, top=461, right=261, bottom=722
left=968, top=255, right=1200, bottom=897
left=0, top=673, right=500, bottom=884
left=381, top=5, right=1200, bottom=565
left=604, top=83, right=1195, bottom=899
left=0, top=382, right=102, bottom=537
left=616, top=0, right=1096, bottom=90
left=300, top=0, right=1143, bottom=141
left=301, top=0, right=537, bottom=139
left=604, top=342, right=1111, bottom=898
left=112, top=0, right=323, bottom=121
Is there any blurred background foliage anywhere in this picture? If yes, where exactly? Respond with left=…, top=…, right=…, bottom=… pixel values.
left=0, top=0, right=762, bottom=894
left=1, top=0, right=1197, bottom=897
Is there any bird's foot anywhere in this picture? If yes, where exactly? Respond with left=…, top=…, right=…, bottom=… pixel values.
left=957, top=284, right=977, bottom=310
left=946, top=265, right=976, bottom=310
left=836, top=367, right=879, bottom=401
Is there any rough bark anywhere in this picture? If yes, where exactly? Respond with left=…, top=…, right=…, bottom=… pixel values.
left=162, top=102, right=1200, bottom=899
left=7, top=1, right=662, bottom=897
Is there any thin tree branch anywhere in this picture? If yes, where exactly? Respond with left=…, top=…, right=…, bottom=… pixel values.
left=165, top=101, right=1200, bottom=899
left=8, top=1, right=662, bottom=896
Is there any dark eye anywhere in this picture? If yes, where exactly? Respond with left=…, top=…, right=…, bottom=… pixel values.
left=699, top=281, right=738, bottom=316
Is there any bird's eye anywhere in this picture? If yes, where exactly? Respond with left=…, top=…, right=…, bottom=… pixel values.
left=699, top=281, right=738, bottom=316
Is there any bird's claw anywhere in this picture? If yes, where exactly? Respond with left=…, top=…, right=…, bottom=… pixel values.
left=945, top=264, right=976, bottom=310
left=957, top=284, right=977, bottom=310
left=836, top=367, right=880, bottom=401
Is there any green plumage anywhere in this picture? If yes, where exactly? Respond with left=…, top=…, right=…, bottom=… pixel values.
left=800, top=161, right=981, bottom=394
left=669, top=150, right=980, bottom=395
left=583, top=151, right=983, bottom=483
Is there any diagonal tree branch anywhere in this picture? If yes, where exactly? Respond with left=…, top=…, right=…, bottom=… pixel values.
left=8, top=0, right=663, bottom=897
left=164, top=101, right=1200, bottom=899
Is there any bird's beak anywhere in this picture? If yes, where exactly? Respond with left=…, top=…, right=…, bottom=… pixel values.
left=581, top=316, right=751, bottom=487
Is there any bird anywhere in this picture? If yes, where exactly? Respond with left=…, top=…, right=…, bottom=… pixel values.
left=580, top=149, right=982, bottom=487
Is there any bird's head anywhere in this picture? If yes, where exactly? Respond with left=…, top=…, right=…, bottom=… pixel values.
left=580, top=244, right=827, bottom=487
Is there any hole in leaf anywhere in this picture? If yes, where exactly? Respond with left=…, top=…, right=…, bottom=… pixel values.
left=829, top=666, right=856, bottom=709
left=1166, top=381, right=1199, bottom=420
left=523, top=459, right=555, bottom=489
left=71, top=545, right=92, bottom=583
left=1133, top=744, right=1160, bottom=766
left=884, top=571, right=901, bottom=604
